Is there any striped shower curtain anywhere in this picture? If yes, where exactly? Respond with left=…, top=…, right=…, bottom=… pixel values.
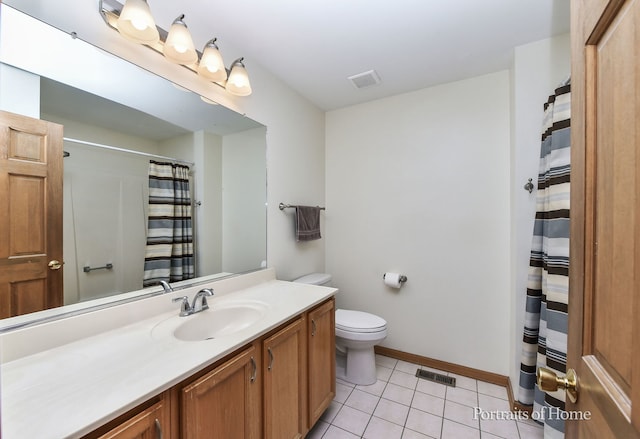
left=143, top=160, right=195, bottom=287
left=517, top=81, right=571, bottom=438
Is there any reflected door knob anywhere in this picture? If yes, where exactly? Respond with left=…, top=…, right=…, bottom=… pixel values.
left=48, top=260, right=63, bottom=270
left=537, top=367, right=579, bottom=403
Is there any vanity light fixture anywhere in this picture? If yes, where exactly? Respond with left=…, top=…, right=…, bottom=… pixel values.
left=226, top=58, right=252, bottom=97
left=197, top=38, right=227, bottom=82
left=99, top=0, right=252, bottom=96
left=163, top=15, right=198, bottom=65
left=115, top=0, right=159, bottom=44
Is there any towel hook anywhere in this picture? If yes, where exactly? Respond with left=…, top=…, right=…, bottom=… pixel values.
left=524, top=178, right=534, bottom=194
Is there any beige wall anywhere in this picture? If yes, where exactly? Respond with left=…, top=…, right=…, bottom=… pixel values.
left=326, top=71, right=512, bottom=374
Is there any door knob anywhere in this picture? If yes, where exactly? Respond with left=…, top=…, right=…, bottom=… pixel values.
left=536, top=367, right=578, bottom=403
left=48, top=260, right=63, bottom=270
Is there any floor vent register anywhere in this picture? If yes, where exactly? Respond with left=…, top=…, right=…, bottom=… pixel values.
left=415, top=369, right=456, bottom=387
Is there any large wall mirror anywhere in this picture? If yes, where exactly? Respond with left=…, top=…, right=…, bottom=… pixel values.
left=0, top=4, right=267, bottom=328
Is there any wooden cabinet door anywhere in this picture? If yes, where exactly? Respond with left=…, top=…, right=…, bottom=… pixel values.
left=568, top=0, right=640, bottom=437
left=307, top=299, right=335, bottom=428
left=181, top=344, right=261, bottom=439
left=0, top=110, right=63, bottom=318
left=97, top=401, right=166, bottom=439
left=263, top=317, right=307, bottom=439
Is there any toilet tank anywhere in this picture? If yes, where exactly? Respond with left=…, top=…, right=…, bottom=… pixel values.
left=292, top=273, right=332, bottom=286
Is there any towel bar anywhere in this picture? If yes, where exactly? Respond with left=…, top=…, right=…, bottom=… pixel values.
left=279, top=202, right=325, bottom=211
left=83, top=263, right=114, bottom=273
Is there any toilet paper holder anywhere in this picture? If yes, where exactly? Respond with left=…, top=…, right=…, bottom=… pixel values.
left=383, top=273, right=407, bottom=283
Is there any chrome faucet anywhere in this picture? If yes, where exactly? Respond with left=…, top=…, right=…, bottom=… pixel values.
left=191, top=288, right=214, bottom=313
left=172, top=288, right=215, bottom=317
left=159, top=280, right=173, bottom=293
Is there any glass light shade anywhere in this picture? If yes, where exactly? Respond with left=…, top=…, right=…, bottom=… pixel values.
left=116, top=0, right=159, bottom=44
left=163, top=16, right=198, bottom=65
left=197, top=40, right=227, bottom=82
left=226, top=60, right=252, bottom=96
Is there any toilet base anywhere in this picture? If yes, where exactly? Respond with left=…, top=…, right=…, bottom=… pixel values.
left=335, top=346, right=378, bottom=386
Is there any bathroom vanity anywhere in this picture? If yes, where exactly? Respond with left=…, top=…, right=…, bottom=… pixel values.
left=0, top=268, right=336, bottom=438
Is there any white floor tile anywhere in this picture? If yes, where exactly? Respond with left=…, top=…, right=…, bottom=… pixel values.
left=517, top=421, right=544, bottom=439
left=382, top=382, right=415, bottom=406
left=389, top=370, right=419, bottom=390
left=480, top=418, right=520, bottom=438
left=323, top=425, right=362, bottom=439
left=307, top=420, right=330, bottom=438
left=395, top=359, right=421, bottom=374
left=448, top=373, right=478, bottom=392
left=332, top=405, right=372, bottom=436
left=478, top=393, right=511, bottom=412
left=323, top=355, right=528, bottom=439
left=321, top=401, right=343, bottom=423
left=477, top=381, right=509, bottom=400
left=443, top=400, right=480, bottom=429
left=357, top=379, right=388, bottom=397
left=335, top=381, right=354, bottom=403
left=337, top=377, right=356, bottom=388
left=411, top=391, right=445, bottom=417
left=445, top=385, right=479, bottom=408
left=377, top=365, right=393, bottom=381
left=345, top=389, right=381, bottom=414
left=401, top=429, right=432, bottom=439
left=373, top=398, right=410, bottom=426
left=405, top=408, right=443, bottom=438
left=416, top=378, right=447, bottom=399
left=363, top=416, right=404, bottom=439
left=442, top=419, right=481, bottom=439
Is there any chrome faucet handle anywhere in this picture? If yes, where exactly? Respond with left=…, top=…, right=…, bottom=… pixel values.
left=191, top=288, right=215, bottom=313
left=172, top=296, right=193, bottom=317
left=159, top=280, right=173, bottom=293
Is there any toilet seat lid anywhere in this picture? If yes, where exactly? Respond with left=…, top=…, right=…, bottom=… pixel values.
left=335, top=309, right=387, bottom=333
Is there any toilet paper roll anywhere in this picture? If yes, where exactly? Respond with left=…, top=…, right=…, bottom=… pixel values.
left=384, top=272, right=403, bottom=288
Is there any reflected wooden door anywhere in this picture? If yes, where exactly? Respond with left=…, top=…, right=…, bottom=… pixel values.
left=0, top=110, right=63, bottom=318
left=567, top=0, right=640, bottom=436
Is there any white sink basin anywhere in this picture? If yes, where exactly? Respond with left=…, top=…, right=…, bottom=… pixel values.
left=152, top=300, right=269, bottom=342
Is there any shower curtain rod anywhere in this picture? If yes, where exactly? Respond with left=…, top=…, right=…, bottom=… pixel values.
left=63, top=137, right=195, bottom=167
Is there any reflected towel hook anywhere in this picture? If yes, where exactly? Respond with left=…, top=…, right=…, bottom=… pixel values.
left=524, top=178, right=534, bottom=194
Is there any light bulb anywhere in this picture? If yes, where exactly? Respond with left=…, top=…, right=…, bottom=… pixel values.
left=116, top=0, right=159, bottom=44
left=163, top=15, right=198, bottom=65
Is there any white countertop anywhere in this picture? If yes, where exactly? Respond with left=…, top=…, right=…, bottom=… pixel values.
left=0, top=270, right=336, bottom=439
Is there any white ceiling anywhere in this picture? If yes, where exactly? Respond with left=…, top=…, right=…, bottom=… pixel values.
left=148, top=0, right=571, bottom=110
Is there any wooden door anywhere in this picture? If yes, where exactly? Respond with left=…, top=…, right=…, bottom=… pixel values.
left=307, top=299, right=336, bottom=428
left=568, top=0, right=640, bottom=436
left=0, top=110, right=63, bottom=318
left=181, top=344, right=261, bottom=439
left=263, top=317, right=307, bottom=439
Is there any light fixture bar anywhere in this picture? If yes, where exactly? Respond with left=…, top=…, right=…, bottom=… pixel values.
left=98, top=0, right=251, bottom=95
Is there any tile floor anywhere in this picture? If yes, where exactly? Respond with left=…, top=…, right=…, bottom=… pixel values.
left=307, top=355, right=544, bottom=439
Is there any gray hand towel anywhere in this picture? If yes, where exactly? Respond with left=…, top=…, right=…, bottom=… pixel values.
left=295, top=206, right=322, bottom=241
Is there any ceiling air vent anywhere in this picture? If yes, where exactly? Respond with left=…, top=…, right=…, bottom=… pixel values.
left=348, top=69, right=381, bottom=89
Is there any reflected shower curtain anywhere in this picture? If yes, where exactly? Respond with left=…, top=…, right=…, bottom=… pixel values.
left=517, top=81, right=571, bottom=438
left=143, top=161, right=194, bottom=287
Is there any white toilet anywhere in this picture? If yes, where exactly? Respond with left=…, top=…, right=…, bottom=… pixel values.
left=293, top=273, right=387, bottom=385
